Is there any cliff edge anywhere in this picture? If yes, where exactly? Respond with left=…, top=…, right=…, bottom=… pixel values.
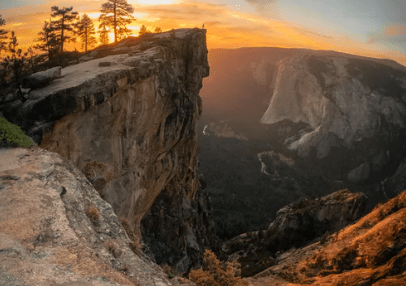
left=1, top=28, right=219, bottom=273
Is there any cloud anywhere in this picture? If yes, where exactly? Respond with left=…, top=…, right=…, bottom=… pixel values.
left=244, top=0, right=279, bottom=16
left=366, top=38, right=377, bottom=44
left=245, top=0, right=278, bottom=8
left=385, top=24, right=406, bottom=36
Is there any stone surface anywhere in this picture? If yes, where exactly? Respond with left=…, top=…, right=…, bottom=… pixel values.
left=1, top=28, right=219, bottom=273
left=222, top=189, right=367, bottom=277
left=22, top=66, right=62, bottom=89
left=0, top=147, right=194, bottom=286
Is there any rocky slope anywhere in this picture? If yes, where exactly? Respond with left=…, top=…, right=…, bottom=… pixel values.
left=0, top=146, right=194, bottom=286
left=222, top=189, right=367, bottom=277
left=1, top=28, right=219, bottom=273
left=249, top=189, right=406, bottom=286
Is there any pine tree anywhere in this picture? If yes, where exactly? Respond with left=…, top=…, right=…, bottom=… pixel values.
left=4, top=31, right=28, bottom=84
left=35, top=20, right=59, bottom=59
left=76, top=14, right=97, bottom=52
left=139, top=25, right=151, bottom=36
left=154, top=27, right=162, bottom=33
left=98, top=23, right=110, bottom=45
left=51, top=6, right=78, bottom=53
left=0, top=15, right=8, bottom=54
left=98, top=0, right=135, bottom=43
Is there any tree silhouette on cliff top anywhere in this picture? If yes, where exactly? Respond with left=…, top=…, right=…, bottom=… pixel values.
left=99, top=0, right=135, bottom=43
left=51, top=6, right=79, bottom=53
left=0, top=15, right=8, bottom=54
left=76, top=14, right=97, bottom=52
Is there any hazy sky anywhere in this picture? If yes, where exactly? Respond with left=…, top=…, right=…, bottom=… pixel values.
left=1, top=0, right=406, bottom=65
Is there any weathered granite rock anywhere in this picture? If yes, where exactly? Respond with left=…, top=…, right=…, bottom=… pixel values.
left=22, top=66, right=62, bottom=89
left=222, top=189, right=367, bottom=276
left=1, top=28, right=219, bottom=273
left=0, top=147, right=194, bottom=286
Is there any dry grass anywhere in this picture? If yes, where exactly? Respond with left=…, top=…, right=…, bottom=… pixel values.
left=130, top=236, right=143, bottom=255
left=189, top=249, right=248, bottom=286
left=118, top=217, right=145, bottom=256
left=85, top=204, right=101, bottom=225
left=119, top=217, right=135, bottom=240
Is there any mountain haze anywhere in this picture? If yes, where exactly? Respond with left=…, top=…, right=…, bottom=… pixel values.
left=199, top=47, right=406, bottom=239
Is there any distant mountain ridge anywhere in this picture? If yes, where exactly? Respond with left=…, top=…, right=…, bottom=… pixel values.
left=198, top=46, right=406, bottom=239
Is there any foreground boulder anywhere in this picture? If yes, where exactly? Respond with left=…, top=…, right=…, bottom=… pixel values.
left=22, top=66, right=62, bottom=89
left=222, top=189, right=367, bottom=276
left=0, top=147, right=194, bottom=286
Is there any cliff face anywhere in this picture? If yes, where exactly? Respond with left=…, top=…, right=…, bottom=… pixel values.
left=261, top=54, right=406, bottom=159
left=2, top=28, right=219, bottom=273
left=260, top=54, right=406, bottom=186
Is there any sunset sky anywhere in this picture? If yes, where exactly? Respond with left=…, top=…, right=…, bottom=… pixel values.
left=1, top=0, right=406, bottom=65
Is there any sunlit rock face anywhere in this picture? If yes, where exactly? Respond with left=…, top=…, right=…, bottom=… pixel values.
left=2, top=28, right=219, bottom=273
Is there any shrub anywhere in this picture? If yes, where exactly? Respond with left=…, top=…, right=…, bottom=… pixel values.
left=0, top=116, right=33, bottom=148
left=105, top=239, right=121, bottom=258
left=189, top=249, right=248, bottom=286
left=85, top=204, right=101, bottom=225
left=162, top=264, right=176, bottom=279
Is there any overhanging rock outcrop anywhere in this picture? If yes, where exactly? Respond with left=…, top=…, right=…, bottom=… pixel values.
left=1, top=28, right=219, bottom=273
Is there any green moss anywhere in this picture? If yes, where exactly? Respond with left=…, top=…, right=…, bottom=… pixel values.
left=0, top=117, right=33, bottom=148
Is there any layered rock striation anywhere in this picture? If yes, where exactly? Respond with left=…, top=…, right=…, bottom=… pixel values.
left=1, top=28, right=219, bottom=273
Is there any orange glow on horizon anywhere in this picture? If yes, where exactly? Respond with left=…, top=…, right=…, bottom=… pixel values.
left=0, top=0, right=405, bottom=67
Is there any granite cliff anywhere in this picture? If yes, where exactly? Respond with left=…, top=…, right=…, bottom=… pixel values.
left=1, top=28, right=219, bottom=273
